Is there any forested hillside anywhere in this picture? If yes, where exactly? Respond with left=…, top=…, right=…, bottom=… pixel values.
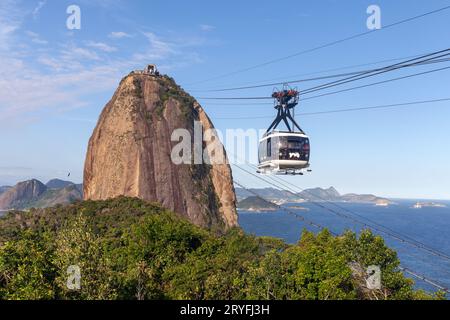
left=0, top=197, right=439, bottom=300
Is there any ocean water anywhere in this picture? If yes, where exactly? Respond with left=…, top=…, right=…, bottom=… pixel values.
left=239, top=199, right=450, bottom=294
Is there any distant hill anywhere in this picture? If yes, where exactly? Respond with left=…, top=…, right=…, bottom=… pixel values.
left=0, top=179, right=83, bottom=210
left=0, top=186, right=12, bottom=196
left=237, top=196, right=279, bottom=211
left=299, top=187, right=341, bottom=201
left=46, top=179, right=75, bottom=189
left=236, top=187, right=392, bottom=205
left=74, top=183, right=83, bottom=193
left=0, top=179, right=47, bottom=210
left=341, top=193, right=389, bottom=204
left=235, top=187, right=299, bottom=202
left=32, top=184, right=83, bottom=208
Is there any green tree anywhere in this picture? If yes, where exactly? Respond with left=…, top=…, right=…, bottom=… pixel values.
left=246, top=229, right=355, bottom=300
left=53, top=212, right=116, bottom=299
left=164, top=229, right=259, bottom=300
left=0, top=230, right=55, bottom=299
left=0, top=197, right=438, bottom=300
left=337, top=229, right=421, bottom=299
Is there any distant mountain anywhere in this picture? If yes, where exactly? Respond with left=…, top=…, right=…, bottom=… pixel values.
left=46, top=179, right=75, bottom=189
left=341, top=193, right=385, bottom=203
left=236, top=186, right=392, bottom=205
left=235, top=187, right=299, bottom=202
left=237, top=196, right=279, bottom=211
left=74, top=183, right=83, bottom=194
left=0, top=179, right=47, bottom=210
left=0, top=186, right=12, bottom=196
left=32, top=184, right=83, bottom=208
left=299, top=187, right=341, bottom=201
left=0, top=179, right=83, bottom=210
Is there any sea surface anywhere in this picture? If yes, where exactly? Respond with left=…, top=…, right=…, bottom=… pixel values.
left=239, top=199, right=450, bottom=294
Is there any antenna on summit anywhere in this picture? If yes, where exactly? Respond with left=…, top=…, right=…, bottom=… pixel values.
left=144, top=64, right=159, bottom=76
left=131, top=64, right=160, bottom=76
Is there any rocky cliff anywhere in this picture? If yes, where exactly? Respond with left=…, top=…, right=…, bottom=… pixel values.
left=0, top=179, right=47, bottom=209
left=0, top=179, right=82, bottom=210
left=83, top=72, right=237, bottom=230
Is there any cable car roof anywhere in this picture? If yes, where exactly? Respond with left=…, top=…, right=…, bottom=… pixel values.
left=260, top=130, right=309, bottom=142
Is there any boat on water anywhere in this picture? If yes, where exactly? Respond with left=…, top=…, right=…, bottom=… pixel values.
left=375, top=202, right=389, bottom=207
left=412, top=202, right=446, bottom=209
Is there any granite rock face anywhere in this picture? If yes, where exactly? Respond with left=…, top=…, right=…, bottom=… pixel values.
left=83, top=73, right=238, bottom=230
left=0, top=179, right=47, bottom=209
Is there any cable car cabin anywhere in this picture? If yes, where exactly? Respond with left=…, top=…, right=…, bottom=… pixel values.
left=258, top=131, right=310, bottom=175
left=257, top=86, right=311, bottom=175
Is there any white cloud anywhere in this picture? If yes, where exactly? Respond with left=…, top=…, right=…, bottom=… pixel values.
left=0, top=2, right=204, bottom=126
left=0, top=0, right=23, bottom=50
left=86, top=41, right=117, bottom=52
left=132, top=32, right=176, bottom=62
left=109, top=31, right=132, bottom=39
left=37, top=56, right=63, bottom=70
left=200, top=24, right=215, bottom=32
left=32, top=0, right=47, bottom=19
left=0, top=64, right=122, bottom=123
left=25, top=31, right=48, bottom=45
left=61, top=45, right=101, bottom=61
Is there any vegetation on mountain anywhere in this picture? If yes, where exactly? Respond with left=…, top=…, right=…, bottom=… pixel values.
left=0, top=197, right=440, bottom=300
left=46, top=179, right=76, bottom=189
left=238, top=196, right=279, bottom=211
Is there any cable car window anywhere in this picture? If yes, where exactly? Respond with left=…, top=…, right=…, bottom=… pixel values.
left=267, top=138, right=271, bottom=157
left=287, top=137, right=308, bottom=148
left=259, top=139, right=266, bottom=162
left=278, top=136, right=309, bottom=160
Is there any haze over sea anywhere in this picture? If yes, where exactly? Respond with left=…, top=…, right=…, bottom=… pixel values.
left=239, top=199, right=450, bottom=294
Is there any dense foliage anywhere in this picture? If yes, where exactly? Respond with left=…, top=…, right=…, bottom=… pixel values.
left=0, top=197, right=437, bottom=300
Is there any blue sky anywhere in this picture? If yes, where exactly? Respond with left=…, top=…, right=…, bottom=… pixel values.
left=0, top=0, right=449, bottom=199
